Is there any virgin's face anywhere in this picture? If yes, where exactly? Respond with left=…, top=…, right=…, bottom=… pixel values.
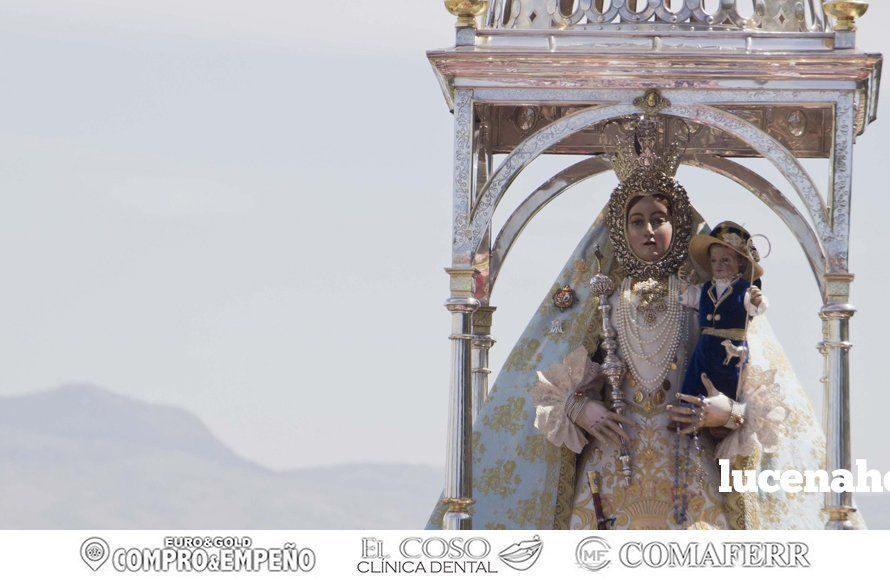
left=626, top=196, right=673, bottom=262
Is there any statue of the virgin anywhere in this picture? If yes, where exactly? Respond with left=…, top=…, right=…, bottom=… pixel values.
left=426, top=117, right=861, bottom=530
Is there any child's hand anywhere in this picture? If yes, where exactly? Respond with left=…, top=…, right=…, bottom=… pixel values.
left=748, top=286, right=763, bottom=306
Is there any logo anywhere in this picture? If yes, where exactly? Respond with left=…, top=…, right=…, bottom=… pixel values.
left=81, top=536, right=315, bottom=572
left=498, top=535, right=543, bottom=571
left=81, top=537, right=110, bottom=571
left=617, top=541, right=810, bottom=568
left=576, top=536, right=611, bottom=572
left=357, top=536, right=496, bottom=574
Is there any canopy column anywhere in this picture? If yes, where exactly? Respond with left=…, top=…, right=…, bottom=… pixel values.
left=470, top=118, right=494, bottom=423
left=820, top=104, right=858, bottom=525
left=443, top=267, right=479, bottom=530
left=471, top=306, right=496, bottom=421
left=440, top=82, right=480, bottom=529
left=820, top=295, right=856, bottom=529
left=820, top=87, right=858, bottom=528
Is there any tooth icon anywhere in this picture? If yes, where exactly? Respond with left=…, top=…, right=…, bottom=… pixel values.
left=498, top=535, right=543, bottom=571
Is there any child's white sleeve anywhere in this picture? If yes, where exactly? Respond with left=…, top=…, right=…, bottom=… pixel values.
left=678, top=282, right=702, bottom=310
left=744, top=290, right=769, bottom=316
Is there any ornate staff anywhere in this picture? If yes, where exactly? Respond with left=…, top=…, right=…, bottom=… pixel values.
left=589, top=245, right=632, bottom=486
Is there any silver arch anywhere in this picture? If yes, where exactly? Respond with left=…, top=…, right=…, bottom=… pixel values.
left=684, top=154, right=827, bottom=289
left=464, top=103, right=639, bottom=259
left=488, top=156, right=609, bottom=292
left=487, top=154, right=828, bottom=296
left=466, top=104, right=833, bottom=278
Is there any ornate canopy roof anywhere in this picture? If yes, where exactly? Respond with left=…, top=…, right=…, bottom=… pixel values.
left=433, top=1, right=882, bottom=154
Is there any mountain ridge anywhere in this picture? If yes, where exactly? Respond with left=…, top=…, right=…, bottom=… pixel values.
left=0, top=384, right=442, bottom=529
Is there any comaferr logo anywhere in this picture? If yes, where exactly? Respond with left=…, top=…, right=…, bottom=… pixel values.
left=618, top=541, right=810, bottom=568
left=574, top=537, right=811, bottom=571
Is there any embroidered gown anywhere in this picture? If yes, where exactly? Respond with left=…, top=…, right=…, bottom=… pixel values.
left=565, top=275, right=729, bottom=530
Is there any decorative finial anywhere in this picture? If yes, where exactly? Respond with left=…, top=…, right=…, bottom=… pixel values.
left=589, top=246, right=615, bottom=299
left=592, top=244, right=605, bottom=275
left=823, top=1, right=869, bottom=32
left=444, top=0, right=487, bottom=29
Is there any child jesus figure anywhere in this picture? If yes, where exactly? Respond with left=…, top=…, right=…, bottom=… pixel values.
left=679, top=221, right=767, bottom=404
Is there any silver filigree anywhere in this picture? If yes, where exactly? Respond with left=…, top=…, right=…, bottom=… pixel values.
left=828, top=91, right=855, bottom=273
left=489, top=0, right=824, bottom=32
left=452, top=89, right=475, bottom=265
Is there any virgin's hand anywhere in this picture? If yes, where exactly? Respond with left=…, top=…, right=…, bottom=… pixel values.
left=666, top=373, right=732, bottom=434
left=573, top=399, right=635, bottom=446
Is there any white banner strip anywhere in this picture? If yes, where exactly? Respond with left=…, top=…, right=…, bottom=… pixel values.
left=0, top=530, right=885, bottom=577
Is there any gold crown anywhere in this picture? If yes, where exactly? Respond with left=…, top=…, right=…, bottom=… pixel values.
left=607, top=116, right=686, bottom=183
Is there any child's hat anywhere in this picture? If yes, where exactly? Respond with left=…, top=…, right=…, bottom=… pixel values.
left=689, top=221, right=763, bottom=280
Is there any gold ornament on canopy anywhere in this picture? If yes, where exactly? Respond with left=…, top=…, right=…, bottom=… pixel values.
left=444, top=0, right=487, bottom=28
left=823, top=1, right=869, bottom=32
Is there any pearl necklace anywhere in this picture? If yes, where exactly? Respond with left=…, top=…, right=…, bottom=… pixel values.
left=627, top=300, right=677, bottom=347
left=617, top=276, right=686, bottom=392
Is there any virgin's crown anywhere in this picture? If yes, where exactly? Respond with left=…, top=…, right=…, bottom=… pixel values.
left=608, top=117, right=686, bottom=183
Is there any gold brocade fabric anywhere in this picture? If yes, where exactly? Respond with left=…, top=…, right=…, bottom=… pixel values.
left=570, top=425, right=728, bottom=529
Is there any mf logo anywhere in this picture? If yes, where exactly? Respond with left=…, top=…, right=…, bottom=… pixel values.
left=576, top=536, right=611, bottom=571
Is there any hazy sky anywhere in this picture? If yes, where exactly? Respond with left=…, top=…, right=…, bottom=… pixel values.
left=0, top=1, right=887, bottom=472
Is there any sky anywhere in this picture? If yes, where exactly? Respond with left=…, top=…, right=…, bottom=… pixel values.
left=0, top=1, right=887, bottom=472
